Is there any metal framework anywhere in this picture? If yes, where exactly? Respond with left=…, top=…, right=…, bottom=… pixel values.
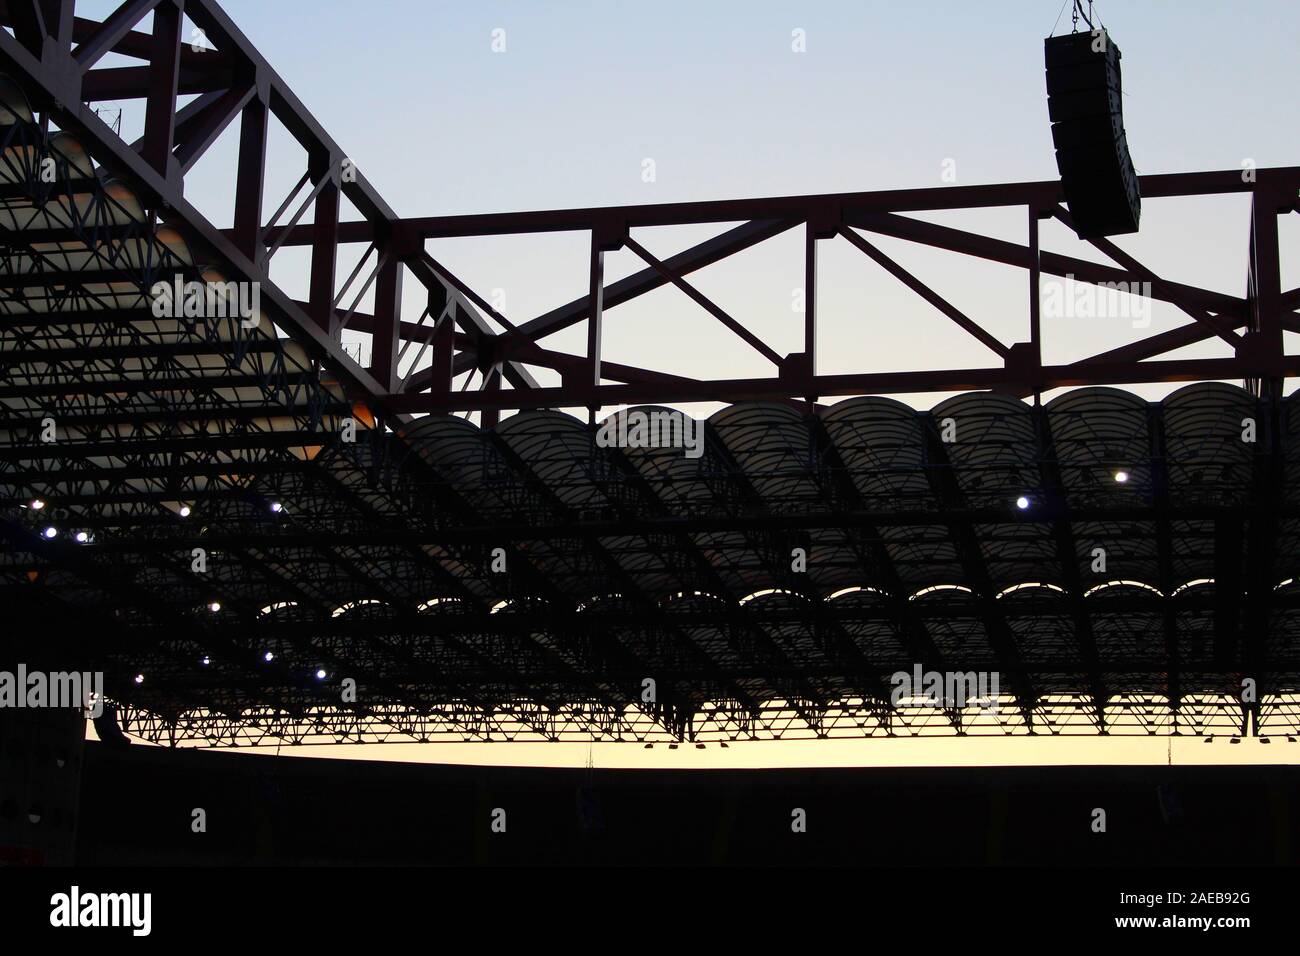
left=1, top=0, right=1298, bottom=745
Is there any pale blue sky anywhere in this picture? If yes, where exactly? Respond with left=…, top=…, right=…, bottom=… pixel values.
left=77, top=0, right=1300, bottom=416
left=211, top=0, right=1299, bottom=210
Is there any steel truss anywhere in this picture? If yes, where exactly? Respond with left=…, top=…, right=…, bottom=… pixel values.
left=1, top=1, right=1298, bottom=746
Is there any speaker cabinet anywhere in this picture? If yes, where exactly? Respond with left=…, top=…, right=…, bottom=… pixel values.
left=1045, top=30, right=1141, bottom=238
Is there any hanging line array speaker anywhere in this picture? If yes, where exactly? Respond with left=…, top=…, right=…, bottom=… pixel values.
left=1045, top=29, right=1141, bottom=238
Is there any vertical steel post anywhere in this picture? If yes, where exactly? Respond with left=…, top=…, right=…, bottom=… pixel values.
left=141, top=0, right=183, bottom=178
left=308, top=150, right=341, bottom=339
left=1248, top=189, right=1283, bottom=400
left=804, top=220, right=818, bottom=374
left=1028, top=207, right=1043, bottom=404
left=232, top=93, right=268, bottom=262
left=586, top=229, right=605, bottom=392
left=369, top=233, right=404, bottom=391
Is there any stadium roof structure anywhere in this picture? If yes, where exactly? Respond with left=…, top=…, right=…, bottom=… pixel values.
left=2, top=0, right=1299, bottom=746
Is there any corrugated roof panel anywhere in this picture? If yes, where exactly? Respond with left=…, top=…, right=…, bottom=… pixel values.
left=1162, top=382, right=1257, bottom=507
left=1047, top=386, right=1151, bottom=510
left=931, top=391, right=1038, bottom=510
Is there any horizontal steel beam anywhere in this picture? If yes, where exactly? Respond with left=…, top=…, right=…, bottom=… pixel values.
left=260, top=168, right=1300, bottom=246
left=0, top=371, right=321, bottom=399
left=82, top=64, right=233, bottom=100
left=0, top=430, right=334, bottom=460
left=29, top=501, right=1295, bottom=544
left=388, top=355, right=1300, bottom=412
